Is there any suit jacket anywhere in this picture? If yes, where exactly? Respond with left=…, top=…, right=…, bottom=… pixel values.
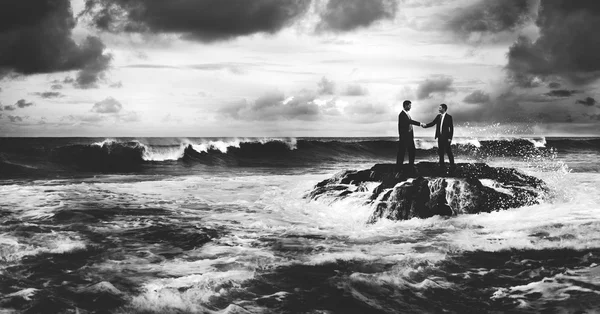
left=398, top=111, right=420, bottom=140
left=424, top=113, right=453, bottom=140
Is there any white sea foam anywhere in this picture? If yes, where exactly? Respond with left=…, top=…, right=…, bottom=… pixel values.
left=134, top=137, right=298, bottom=161
left=526, top=137, right=547, bottom=148
left=491, top=268, right=600, bottom=308
left=129, top=271, right=255, bottom=313
left=91, top=138, right=118, bottom=147
left=415, top=137, right=483, bottom=149
left=0, top=232, right=86, bottom=263
left=2, top=162, right=598, bottom=312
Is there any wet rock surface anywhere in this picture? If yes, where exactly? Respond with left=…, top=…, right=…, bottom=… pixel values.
left=306, top=162, right=549, bottom=223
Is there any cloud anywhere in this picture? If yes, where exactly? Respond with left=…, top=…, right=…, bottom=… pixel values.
left=117, top=111, right=140, bottom=122
left=0, top=0, right=112, bottom=84
left=73, top=37, right=113, bottom=88
left=416, top=76, right=455, bottom=99
left=316, top=0, right=398, bottom=32
left=343, top=101, right=394, bottom=123
left=507, top=1, right=600, bottom=86
left=2, top=105, right=16, bottom=111
left=91, top=97, right=123, bottom=113
left=82, top=0, right=312, bottom=42
left=344, top=84, right=368, bottom=96
left=584, top=113, right=600, bottom=120
left=544, top=89, right=578, bottom=98
left=218, top=90, right=322, bottom=121
left=51, top=84, right=63, bottom=90
left=61, top=110, right=140, bottom=125
left=445, top=0, right=536, bottom=40
left=7, top=115, right=25, bottom=122
left=61, top=114, right=105, bottom=124
left=317, top=77, right=335, bottom=95
left=33, top=92, right=63, bottom=99
left=15, top=99, right=34, bottom=108
left=576, top=97, right=597, bottom=106
left=463, top=90, right=490, bottom=104
left=447, top=87, right=598, bottom=125
left=548, top=82, right=561, bottom=89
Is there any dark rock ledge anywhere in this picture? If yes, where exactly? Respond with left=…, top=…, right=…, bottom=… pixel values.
left=305, top=162, right=549, bottom=223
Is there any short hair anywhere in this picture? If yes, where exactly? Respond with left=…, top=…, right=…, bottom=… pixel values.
left=403, top=100, right=412, bottom=108
left=440, top=103, right=448, bottom=111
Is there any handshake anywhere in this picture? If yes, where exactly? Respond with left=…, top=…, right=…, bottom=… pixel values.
left=419, top=122, right=426, bottom=128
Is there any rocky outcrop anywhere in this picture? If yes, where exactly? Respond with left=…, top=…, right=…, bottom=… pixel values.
left=305, top=162, right=549, bottom=223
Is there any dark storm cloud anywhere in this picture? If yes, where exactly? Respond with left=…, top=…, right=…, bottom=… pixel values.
left=463, top=90, right=490, bottom=104
left=416, top=76, right=455, bottom=99
left=446, top=0, right=535, bottom=38
left=448, top=89, right=595, bottom=125
left=15, top=99, right=34, bottom=108
left=317, top=77, right=335, bottom=95
left=219, top=91, right=322, bottom=121
left=344, top=84, right=368, bottom=96
left=450, top=91, right=531, bottom=123
left=507, top=1, right=600, bottom=86
left=576, top=97, right=597, bottom=107
left=548, top=82, right=561, bottom=89
left=544, top=90, right=578, bottom=98
left=91, top=97, right=123, bottom=113
left=316, top=0, right=398, bottom=32
left=82, top=0, right=312, bottom=42
left=0, top=0, right=112, bottom=85
left=73, top=37, right=112, bottom=88
left=33, top=91, right=63, bottom=99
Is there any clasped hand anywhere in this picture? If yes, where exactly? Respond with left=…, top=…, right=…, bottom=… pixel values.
left=419, top=123, right=426, bottom=127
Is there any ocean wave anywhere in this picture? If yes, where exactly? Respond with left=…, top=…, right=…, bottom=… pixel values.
left=2, top=136, right=597, bottom=175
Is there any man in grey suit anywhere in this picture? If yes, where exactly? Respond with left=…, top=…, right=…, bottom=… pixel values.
left=396, top=100, right=422, bottom=173
left=423, top=103, right=455, bottom=169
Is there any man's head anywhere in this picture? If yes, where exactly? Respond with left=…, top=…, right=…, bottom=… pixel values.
left=403, top=100, right=412, bottom=111
left=438, top=103, right=447, bottom=114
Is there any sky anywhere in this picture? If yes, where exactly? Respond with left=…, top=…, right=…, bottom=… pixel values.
left=1, top=0, right=600, bottom=137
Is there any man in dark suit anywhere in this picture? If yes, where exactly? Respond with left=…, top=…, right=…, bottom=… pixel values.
left=423, top=103, right=455, bottom=169
left=396, top=100, right=422, bottom=173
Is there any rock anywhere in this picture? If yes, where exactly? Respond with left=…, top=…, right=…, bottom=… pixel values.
left=306, top=162, right=549, bottom=223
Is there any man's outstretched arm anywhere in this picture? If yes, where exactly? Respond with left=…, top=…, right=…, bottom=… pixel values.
left=423, top=115, right=439, bottom=128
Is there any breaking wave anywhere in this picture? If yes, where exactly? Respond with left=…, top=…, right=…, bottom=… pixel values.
left=0, top=136, right=597, bottom=175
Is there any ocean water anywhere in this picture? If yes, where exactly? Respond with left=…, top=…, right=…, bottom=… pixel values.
left=1, top=137, right=600, bottom=313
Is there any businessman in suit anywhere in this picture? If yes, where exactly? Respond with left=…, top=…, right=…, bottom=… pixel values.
left=396, top=100, right=422, bottom=173
left=423, top=103, right=455, bottom=169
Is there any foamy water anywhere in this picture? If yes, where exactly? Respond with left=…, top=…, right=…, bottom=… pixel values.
left=1, top=155, right=600, bottom=312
